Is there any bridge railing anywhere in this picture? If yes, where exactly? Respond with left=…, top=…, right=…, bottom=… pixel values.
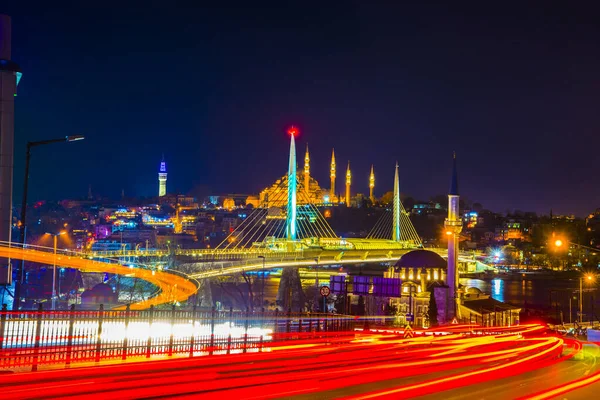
left=0, top=303, right=354, bottom=371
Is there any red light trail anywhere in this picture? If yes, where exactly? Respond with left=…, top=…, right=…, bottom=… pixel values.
left=0, top=324, right=598, bottom=399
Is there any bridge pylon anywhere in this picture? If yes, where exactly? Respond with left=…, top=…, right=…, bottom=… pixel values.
left=286, top=127, right=298, bottom=241
left=392, top=162, right=401, bottom=242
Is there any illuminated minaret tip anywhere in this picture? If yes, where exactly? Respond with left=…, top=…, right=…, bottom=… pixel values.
left=158, top=155, right=167, bottom=197
left=444, top=151, right=461, bottom=319
left=369, top=164, right=375, bottom=202
left=304, top=143, right=310, bottom=197
left=330, top=148, right=336, bottom=200
left=345, top=161, right=351, bottom=207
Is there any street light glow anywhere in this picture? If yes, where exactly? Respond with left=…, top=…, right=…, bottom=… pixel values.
left=554, top=239, right=563, bottom=247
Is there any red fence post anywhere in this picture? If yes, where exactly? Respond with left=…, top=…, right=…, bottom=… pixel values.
left=209, top=306, right=215, bottom=356
left=243, top=307, right=249, bottom=353
left=122, top=304, right=130, bottom=361
left=65, top=304, right=75, bottom=367
left=31, top=303, right=43, bottom=372
left=189, top=304, right=197, bottom=358
left=146, top=305, right=154, bottom=358
left=95, top=304, right=104, bottom=363
left=227, top=306, right=233, bottom=354
left=168, top=304, right=176, bottom=356
left=0, top=304, right=7, bottom=351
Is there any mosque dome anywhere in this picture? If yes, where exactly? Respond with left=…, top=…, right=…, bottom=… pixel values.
left=394, top=250, right=447, bottom=269
left=466, top=287, right=483, bottom=295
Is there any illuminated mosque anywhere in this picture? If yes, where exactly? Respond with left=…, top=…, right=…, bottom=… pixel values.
left=258, top=144, right=374, bottom=207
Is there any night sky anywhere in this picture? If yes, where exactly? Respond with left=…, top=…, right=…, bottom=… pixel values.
left=3, top=1, right=600, bottom=216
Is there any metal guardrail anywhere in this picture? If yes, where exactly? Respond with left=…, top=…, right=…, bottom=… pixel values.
left=0, top=304, right=354, bottom=371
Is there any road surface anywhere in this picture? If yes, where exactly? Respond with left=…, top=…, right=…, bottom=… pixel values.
left=0, top=324, right=598, bottom=399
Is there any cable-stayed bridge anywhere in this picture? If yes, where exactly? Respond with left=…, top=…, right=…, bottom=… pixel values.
left=86, top=131, right=492, bottom=280
left=2, top=131, right=494, bottom=310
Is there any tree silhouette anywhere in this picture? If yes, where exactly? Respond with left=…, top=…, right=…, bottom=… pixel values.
left=428, top=285, right=438, bottom=327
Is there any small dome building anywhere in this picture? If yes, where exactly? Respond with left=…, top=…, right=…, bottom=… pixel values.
left=387, top=249, right=447, bottom=294
left=383, top=250, right=449, bottom=328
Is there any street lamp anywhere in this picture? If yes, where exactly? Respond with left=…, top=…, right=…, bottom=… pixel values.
left=258, top=255, right=266, bottom=308
left=46, top=231, right=66, bottom=310
left=314, top=257, right=320, bottom=312
left=12, top=135, right=84, bottom=310
left=579, top=274, right=595, bottom=325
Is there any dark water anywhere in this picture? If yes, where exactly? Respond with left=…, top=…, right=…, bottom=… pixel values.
left=210, top=270, right=600, bottom=323
left=461, top=277, right=600, bottom=322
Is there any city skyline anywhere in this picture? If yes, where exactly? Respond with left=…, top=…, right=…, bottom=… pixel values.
left=2, top=5, right=600, bottom=396
left=3, top=2, right=599, bottom=216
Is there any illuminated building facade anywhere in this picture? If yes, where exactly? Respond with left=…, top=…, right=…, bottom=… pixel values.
left=259, top=174, right=330, bottom=206
left=385, top=250, right=447, bottom=328
left=158, top=156, right=167, bottom=197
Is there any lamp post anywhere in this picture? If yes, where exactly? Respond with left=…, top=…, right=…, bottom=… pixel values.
left=406, top=283, right=417, bottom=327
left=46, top=231, right=66, bottom=310
left=580, top=274, right=594, bottom=325
left=258, top=255, right=266, bottom=308
left=314, top=257, right=319, bottom=312
left=12, top=135, right=84, bottom=310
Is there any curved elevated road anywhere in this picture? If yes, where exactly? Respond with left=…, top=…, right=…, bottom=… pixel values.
left=0, top=245, right=198, bottom=310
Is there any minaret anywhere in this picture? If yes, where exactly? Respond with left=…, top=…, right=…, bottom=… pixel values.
left=444, top=152, right=462, bottom=319
left=369, top=165, right=375, bottom=202
left=158, top=155, right=167, bottom=197
left=286, top=127, right=298, bottom=240
left=392, top=163, right=400, bottom=242
left=345, top=161, right=351, bottom=207
left=0, top=15, right=20, bottom=244
left=330, top=149, right=336, bottom=201
left=304, top=144, right=310, bottom=197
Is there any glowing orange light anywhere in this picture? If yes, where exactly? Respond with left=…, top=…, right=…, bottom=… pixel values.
left=446, top=231, right=452, bottom=235
left=287, top=126, right=299, bottom=137
left=554, top=239, right=563, bottom=247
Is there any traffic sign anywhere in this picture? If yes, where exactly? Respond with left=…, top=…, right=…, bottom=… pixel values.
left=320, top=285, right=331, bottom=297
left=451, top=317, right=458, bottom=324
left=403, top=324, right=414, bottom=338
left=406, top=313, right=414, bottom=322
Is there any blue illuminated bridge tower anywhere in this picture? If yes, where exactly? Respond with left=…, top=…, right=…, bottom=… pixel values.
left=285, top=127, right=297, bottom=241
